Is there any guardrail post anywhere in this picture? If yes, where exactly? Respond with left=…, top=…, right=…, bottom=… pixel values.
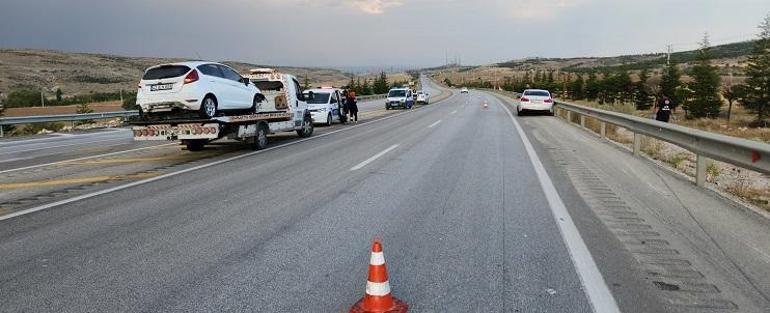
left=579, top=115, right=586, bottom=128
left=696, top=154, right=707, bottom=186
left=633, top=133, right=641, bottom=156
left=0, top=126, right=4, bottom=137
left=566, top=111, right=572, bottom=123
left=600, top=122, right=606, bottom=138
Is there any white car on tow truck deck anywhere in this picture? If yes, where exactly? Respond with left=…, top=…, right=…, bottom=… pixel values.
left=304, top=87, right=343, bottom=126
left=131, top=68, right=314, bottom=151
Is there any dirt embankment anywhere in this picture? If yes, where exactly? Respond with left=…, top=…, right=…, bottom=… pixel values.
left=5, top=101, right=124, bottom=117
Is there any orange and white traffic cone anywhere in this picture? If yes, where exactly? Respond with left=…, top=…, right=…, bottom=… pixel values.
left=349, top=239, right=408, bottom=313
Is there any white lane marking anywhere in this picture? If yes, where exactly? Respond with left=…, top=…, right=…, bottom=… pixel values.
left=428, top=120, right=442, bottom=128
left=496, top=96, right=621, bottom=313
left=451, top=110, right=457, bottom=115
left=0, top=95, right=453, bottom=221
left=0, top=143, right=177, bottom=175
left=350, top=144, right=399, bottom=171
left=0, top=137, right=128, bottom=155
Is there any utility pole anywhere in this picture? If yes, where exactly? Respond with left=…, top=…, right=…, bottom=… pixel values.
left=666, top=44, right=672, bottom=66
left=41, top=90, right=45, bottom=107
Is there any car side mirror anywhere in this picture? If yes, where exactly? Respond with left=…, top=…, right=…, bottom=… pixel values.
left=255, top=94, right=266, bottom=103
left=240, top=77, right=250, bottom=85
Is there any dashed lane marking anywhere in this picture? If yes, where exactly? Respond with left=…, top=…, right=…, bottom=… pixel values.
left=350, top=144, right=399, bottom=171
left=428, top=120, right=442, bottom=128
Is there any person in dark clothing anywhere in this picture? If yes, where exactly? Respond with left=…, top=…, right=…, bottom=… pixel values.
left=346, top=90, right=358, bottom=124
left=654, top=96, right=674, bottom=123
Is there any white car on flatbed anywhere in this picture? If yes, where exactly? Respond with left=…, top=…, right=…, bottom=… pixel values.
left=131, top=69, right=314, bottom=151
left=517, top=89, right=554, bottom=116
left=136, top=61, right=262, bottom=119
left=304, top=87, right=343, bottom=126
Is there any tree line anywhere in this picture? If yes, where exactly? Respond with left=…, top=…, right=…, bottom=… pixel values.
left=345, top=72, right=410, bottom=95
left=1, top=88, right=133, bottom=109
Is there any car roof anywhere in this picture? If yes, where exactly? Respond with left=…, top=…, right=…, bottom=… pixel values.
left=389, top=88, right=409, bottom=91
left=523, top=89, right=550, bottom=93
left=304, top=88, right=339, bottom=93
left=147, top=61, right=225, bottom=70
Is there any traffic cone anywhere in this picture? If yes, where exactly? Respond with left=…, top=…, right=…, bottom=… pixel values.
left=349, top=239, right=408, bottom=313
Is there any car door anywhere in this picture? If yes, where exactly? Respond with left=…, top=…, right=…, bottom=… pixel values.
left=329, top=91, right=340, bottom=121
left=217, top=65, right=249, bottom=109
left=196, top=63, right=225, bottom=104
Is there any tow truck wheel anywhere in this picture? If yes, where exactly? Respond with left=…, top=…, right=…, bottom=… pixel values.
left=297, top=115, right=314, bottom=138
left=326, top=113, right=333, bottom=126
left=252, top=123, right=269, bottom=150
left=200, top=96, right=218, bottom=119
left=185, top=139, right=206, bottom=152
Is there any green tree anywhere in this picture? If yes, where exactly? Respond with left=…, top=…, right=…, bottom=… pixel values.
left=659, top=59, right=682, bottom=108
left=302, top=74, right=310, bottom=90
left=684, top=34, right=722, bottom=118
left=55, top=88, right=63, bottom=102
left=373, top=72, right=389, bottom=94
left=568, top=75, right=585, bottom=100
left=743, top=14, right=770, bottom=125
left=634, top=68, right=653, bottom=110
left=585, top=72, right=600, bottom=101
left=443, top=78, right=453, bottom=87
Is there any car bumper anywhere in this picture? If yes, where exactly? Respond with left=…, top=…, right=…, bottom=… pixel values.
left=310, top=111, right=331, bottom=123
left=137, top=93, right=202, bottom=113
left=518, top=103, right=553, bottom=111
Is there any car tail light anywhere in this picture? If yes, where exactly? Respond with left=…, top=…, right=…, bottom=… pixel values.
left=520, top=97, right=530, bottom=102
left=544, top=98, right=553, bottom=103
left=184, top=69, right=199, bottom=84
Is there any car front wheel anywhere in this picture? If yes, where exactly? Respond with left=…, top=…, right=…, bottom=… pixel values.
left=326, top=113, right=333, bottom=126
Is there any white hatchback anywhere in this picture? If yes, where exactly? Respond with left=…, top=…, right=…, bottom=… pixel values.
left=517, top=89, right=554, bottom=116
left=136, top=61, right=262, bottom=119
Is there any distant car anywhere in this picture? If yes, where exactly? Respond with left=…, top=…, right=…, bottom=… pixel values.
left=460, top=87, right=469, bottom=94
left=385, top=88, right=414, bottom=110
left=416, top=91, right=430, bottom=104
left=136, top=61, right=262, bottom=119
left=517, top=89, right=554, bottom=116
left=304, top=87, right=342, bottom=126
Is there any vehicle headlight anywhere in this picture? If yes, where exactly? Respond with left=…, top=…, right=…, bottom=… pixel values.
left=400, top=99, right=405, bottom=102
left=318, top=108, right=327, bottom=112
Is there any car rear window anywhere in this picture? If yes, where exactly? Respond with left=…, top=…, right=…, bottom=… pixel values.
left=143, top=65, right=191, bottom=80
left=523, top=90, right=550, bottom=97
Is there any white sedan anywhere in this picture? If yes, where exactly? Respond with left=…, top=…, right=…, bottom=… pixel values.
left=460, top=87, right=469, bottom=94
left=136, top=61, right=262, bottom=119
left=416, top=91, right=430, bottom=104
left=517, top=89, right=554, bottom=116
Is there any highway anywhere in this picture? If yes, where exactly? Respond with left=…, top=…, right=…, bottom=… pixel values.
left=1, top=78, right=769, bottom=313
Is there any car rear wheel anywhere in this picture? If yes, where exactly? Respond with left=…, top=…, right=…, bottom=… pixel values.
left=252, top=123, right=269, bottom=150
left=200, top=96, right=217, bottom=119
left=517, top=107, right=525, bottom=116
left=185, top=139, right=206, bottom=151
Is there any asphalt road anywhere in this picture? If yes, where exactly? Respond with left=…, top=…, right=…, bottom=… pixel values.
left=1, top=79, right=768, bottom=312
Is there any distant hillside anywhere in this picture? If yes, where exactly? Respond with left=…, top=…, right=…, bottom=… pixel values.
left=0, top=49, right=353, bottom=98
left=494, top=41, right=754, bottom=73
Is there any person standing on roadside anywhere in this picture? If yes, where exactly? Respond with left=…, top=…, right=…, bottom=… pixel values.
left=346, top=89, right=358, bottom=124
left=654, top=96, right=674, bottom=123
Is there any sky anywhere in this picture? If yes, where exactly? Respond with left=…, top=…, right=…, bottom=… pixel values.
left=1, top=0, right=769, bottom=69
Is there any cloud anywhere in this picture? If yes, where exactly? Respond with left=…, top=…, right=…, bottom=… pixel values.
left=352, top=0, right=404, bottom=14
left=505, top=0, right=587, bottom=19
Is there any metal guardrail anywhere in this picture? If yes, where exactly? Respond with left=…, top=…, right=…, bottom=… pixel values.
left=0, top=111, right=139, bottom=137
left=486, top=89, right=770, bottom=186
left=553, top=101, right=770, bottom=186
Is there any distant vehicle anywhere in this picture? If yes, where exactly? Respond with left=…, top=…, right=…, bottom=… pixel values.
left=385, top=88, right=414, bottom=110
left=517, top=89, right=554, bottom=116
left=304, top=87, right=343, bottom=126
left=416, top=91, right=430, bottom=104
left=136, top=61, right=262, bottom=119
left=460, top=87, right=469, bottom=94
left=132, top=68, right=313, bottom=151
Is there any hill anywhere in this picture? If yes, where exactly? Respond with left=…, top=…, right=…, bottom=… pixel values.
left=0, top=49, right=354, bottom=100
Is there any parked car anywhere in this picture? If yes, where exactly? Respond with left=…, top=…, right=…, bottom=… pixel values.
left=304, top=87, right=343, bottom=126
left=136, top=61, right=263, bottom=119
left=460, top=87, right=469, bottom=94
left=517, top=89, right=554, bottom=116
left=385, top=88, right=414, bottom=110
left=416, top=91, right=430, bottom=104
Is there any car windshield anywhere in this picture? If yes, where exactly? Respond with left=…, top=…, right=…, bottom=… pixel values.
left=142, top=65, right=191, bottom=80
left=305, top=92, right=331, bottom=104
left=388, top=90, right=407, bottom=97
left=524, top=90, right=550, bottom=97
left=253, top=81, right=284, bottom=91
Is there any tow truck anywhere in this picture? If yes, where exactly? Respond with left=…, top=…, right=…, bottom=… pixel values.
left=131, top=69, right=314, bottom=151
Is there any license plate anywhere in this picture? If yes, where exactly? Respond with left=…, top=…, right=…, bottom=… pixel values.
left=150, top=83, right=173, bottom=91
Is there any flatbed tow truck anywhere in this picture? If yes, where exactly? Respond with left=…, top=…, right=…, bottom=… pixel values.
left=130, top=69, right=314, bottom=151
